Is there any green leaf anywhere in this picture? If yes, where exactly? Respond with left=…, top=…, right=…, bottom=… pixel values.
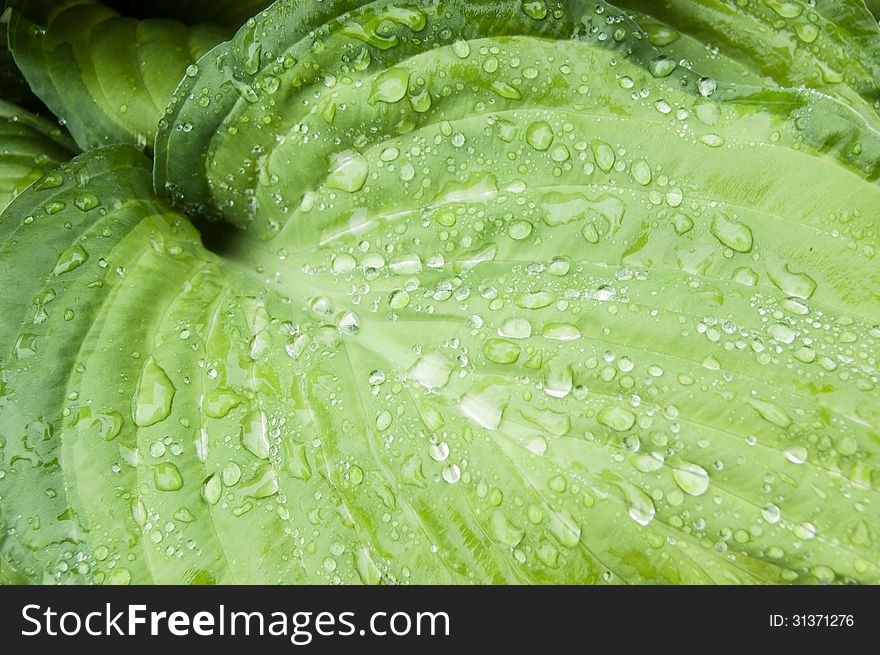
left=2, top=0, right=880, bottom=585
left=7, top=0, right=227, bottom=151
left=0, top=100, right=76, bottom=212
left=614, top=0, right=880, bottom=131
left=1, top=11, right=41, bottom=111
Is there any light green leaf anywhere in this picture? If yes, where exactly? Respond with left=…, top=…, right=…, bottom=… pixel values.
left=2, top=0, right=879, bottom=585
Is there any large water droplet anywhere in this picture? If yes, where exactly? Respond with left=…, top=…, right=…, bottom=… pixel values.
left=53, top=245, right=89, bottom=275
left=750, top=398, right=792, bottom=428
left=597, top=405, right=636, bottom=432
left=407, top=353, right=452, bottom=390
left=671, top=459, right=709, bottom=496
left=241, top=410, right=270, bottom=459
left=526, top=121, right=554, bottom=151
left=711, top=214, right=753, bottom=252
left=483, top=338, right=521, bottom=364
left=154, top=462, right=183, bottom=491
left=369, top=68, right=410, bottom=104
left=134, top=359, right=175, bottom=427
left=327, top=151, right=369, bottom=193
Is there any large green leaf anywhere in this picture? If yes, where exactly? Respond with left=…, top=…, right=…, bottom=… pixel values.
left=1, top=0, right=879, bottom=584
left=613, top=0, right=880, bottom=131
left=0, top=100, right=75, bottom=212
left=6, top=0, right=227, bottom=151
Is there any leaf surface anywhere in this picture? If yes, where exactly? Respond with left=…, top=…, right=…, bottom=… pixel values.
left=1, top=0, right=879, bottom=584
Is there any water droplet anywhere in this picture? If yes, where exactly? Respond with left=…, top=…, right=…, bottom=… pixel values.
left=699, top=133, right=725, bottom=147
left=597, top=405, right=636, bottom=432
left=154, top=462, right=183, bottom=492
left=74, top=193, right=99, bottom=212
left=631, top=160, right=652, bottom=186
left=711, top=214, right=753, bottom=252
left=762, top=503, right=782, bottom=524
left=389, top=254, right=423, bottom=274
left=222, top=462, right=241, bottom=486
left=794, top=522, right=817, bottom=540
left=768, top=264, right=817, bottom=299
left=548, top=510, right=581, bottom=548
left=204, top=387, right=243, bottom=419
left=134, top=359, right=175, bottom=427
left=750, top=398, right=792, bottom=428
left=795, top=22, right=819, bottom=43
left=53, top=245, right=89, bottom=275
left=650, top=56, right=677, bottom=78
left=542, top=323, right=581, bottom=341
left=389, top=289, right=410, bottom=309
left=241, top=410, right=270, bottom=459
left=202, top=474, right=222, bottom=504
left=369, top=68, right=410, bottom=104
left=376, top=409, right=393, bottom=431
left=508, top=220, right=533, bottom=240
left=544, top=359, right=573, bottom=398
left=515, top=291, right=555, bottom=309
left=407, top=352, right=452, bottom=390
left=784, top=445, right=808, bottom=464
left=241, top=464, right=279, bottom=499
left=526, top=121, right=554, bottom=151
left=498, top=317, right=532, bottom=339
left=621, top=482, right=656, bottom=526
left=644, top=23, right=680, bottom=46
left=227, top=78, right=259, bottom=103
left=547, top=257, right=570, bottom=276
left=591, top=141, right=615, bottom=172
left=107, top=568, right=131, bottom=585
left=768, top=323, right=796, bottom=344
left=241, top=24, right=262, bottom=75
left=336, top=311, right=360, bottom=336
left=633, top=451, right=665, bottom=473
left=483, top=338, right=521, bottom=364
left=429, top=442, right=450, bottom=462
left=764, top=0, right=803, bottom=18
left=490, top=80, right=521, bottom=99
left=698, top=77, right=717, bottom=97
left=327, top=151, right=369, bottom=193
left=671, top=459, right=709, bottom=496
left=442, top=464, right=461, bottom=484
left=92, top=412, right=124, bottom=441
left=489, top=510, right=524, bottom=547
left=522, top=0, right=548, bottom=20
left=35, top=173, right=63, bottom=190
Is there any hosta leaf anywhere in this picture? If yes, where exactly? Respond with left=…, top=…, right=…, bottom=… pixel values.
left=1, top=12, right=41, bottom=111
left=2, top=0, right=879, bottom=585
left=7, top=0, right=227, bottom=151
left=0, top=100, right=75, bottom=212
left=614, top=0, right=880, bottom=132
